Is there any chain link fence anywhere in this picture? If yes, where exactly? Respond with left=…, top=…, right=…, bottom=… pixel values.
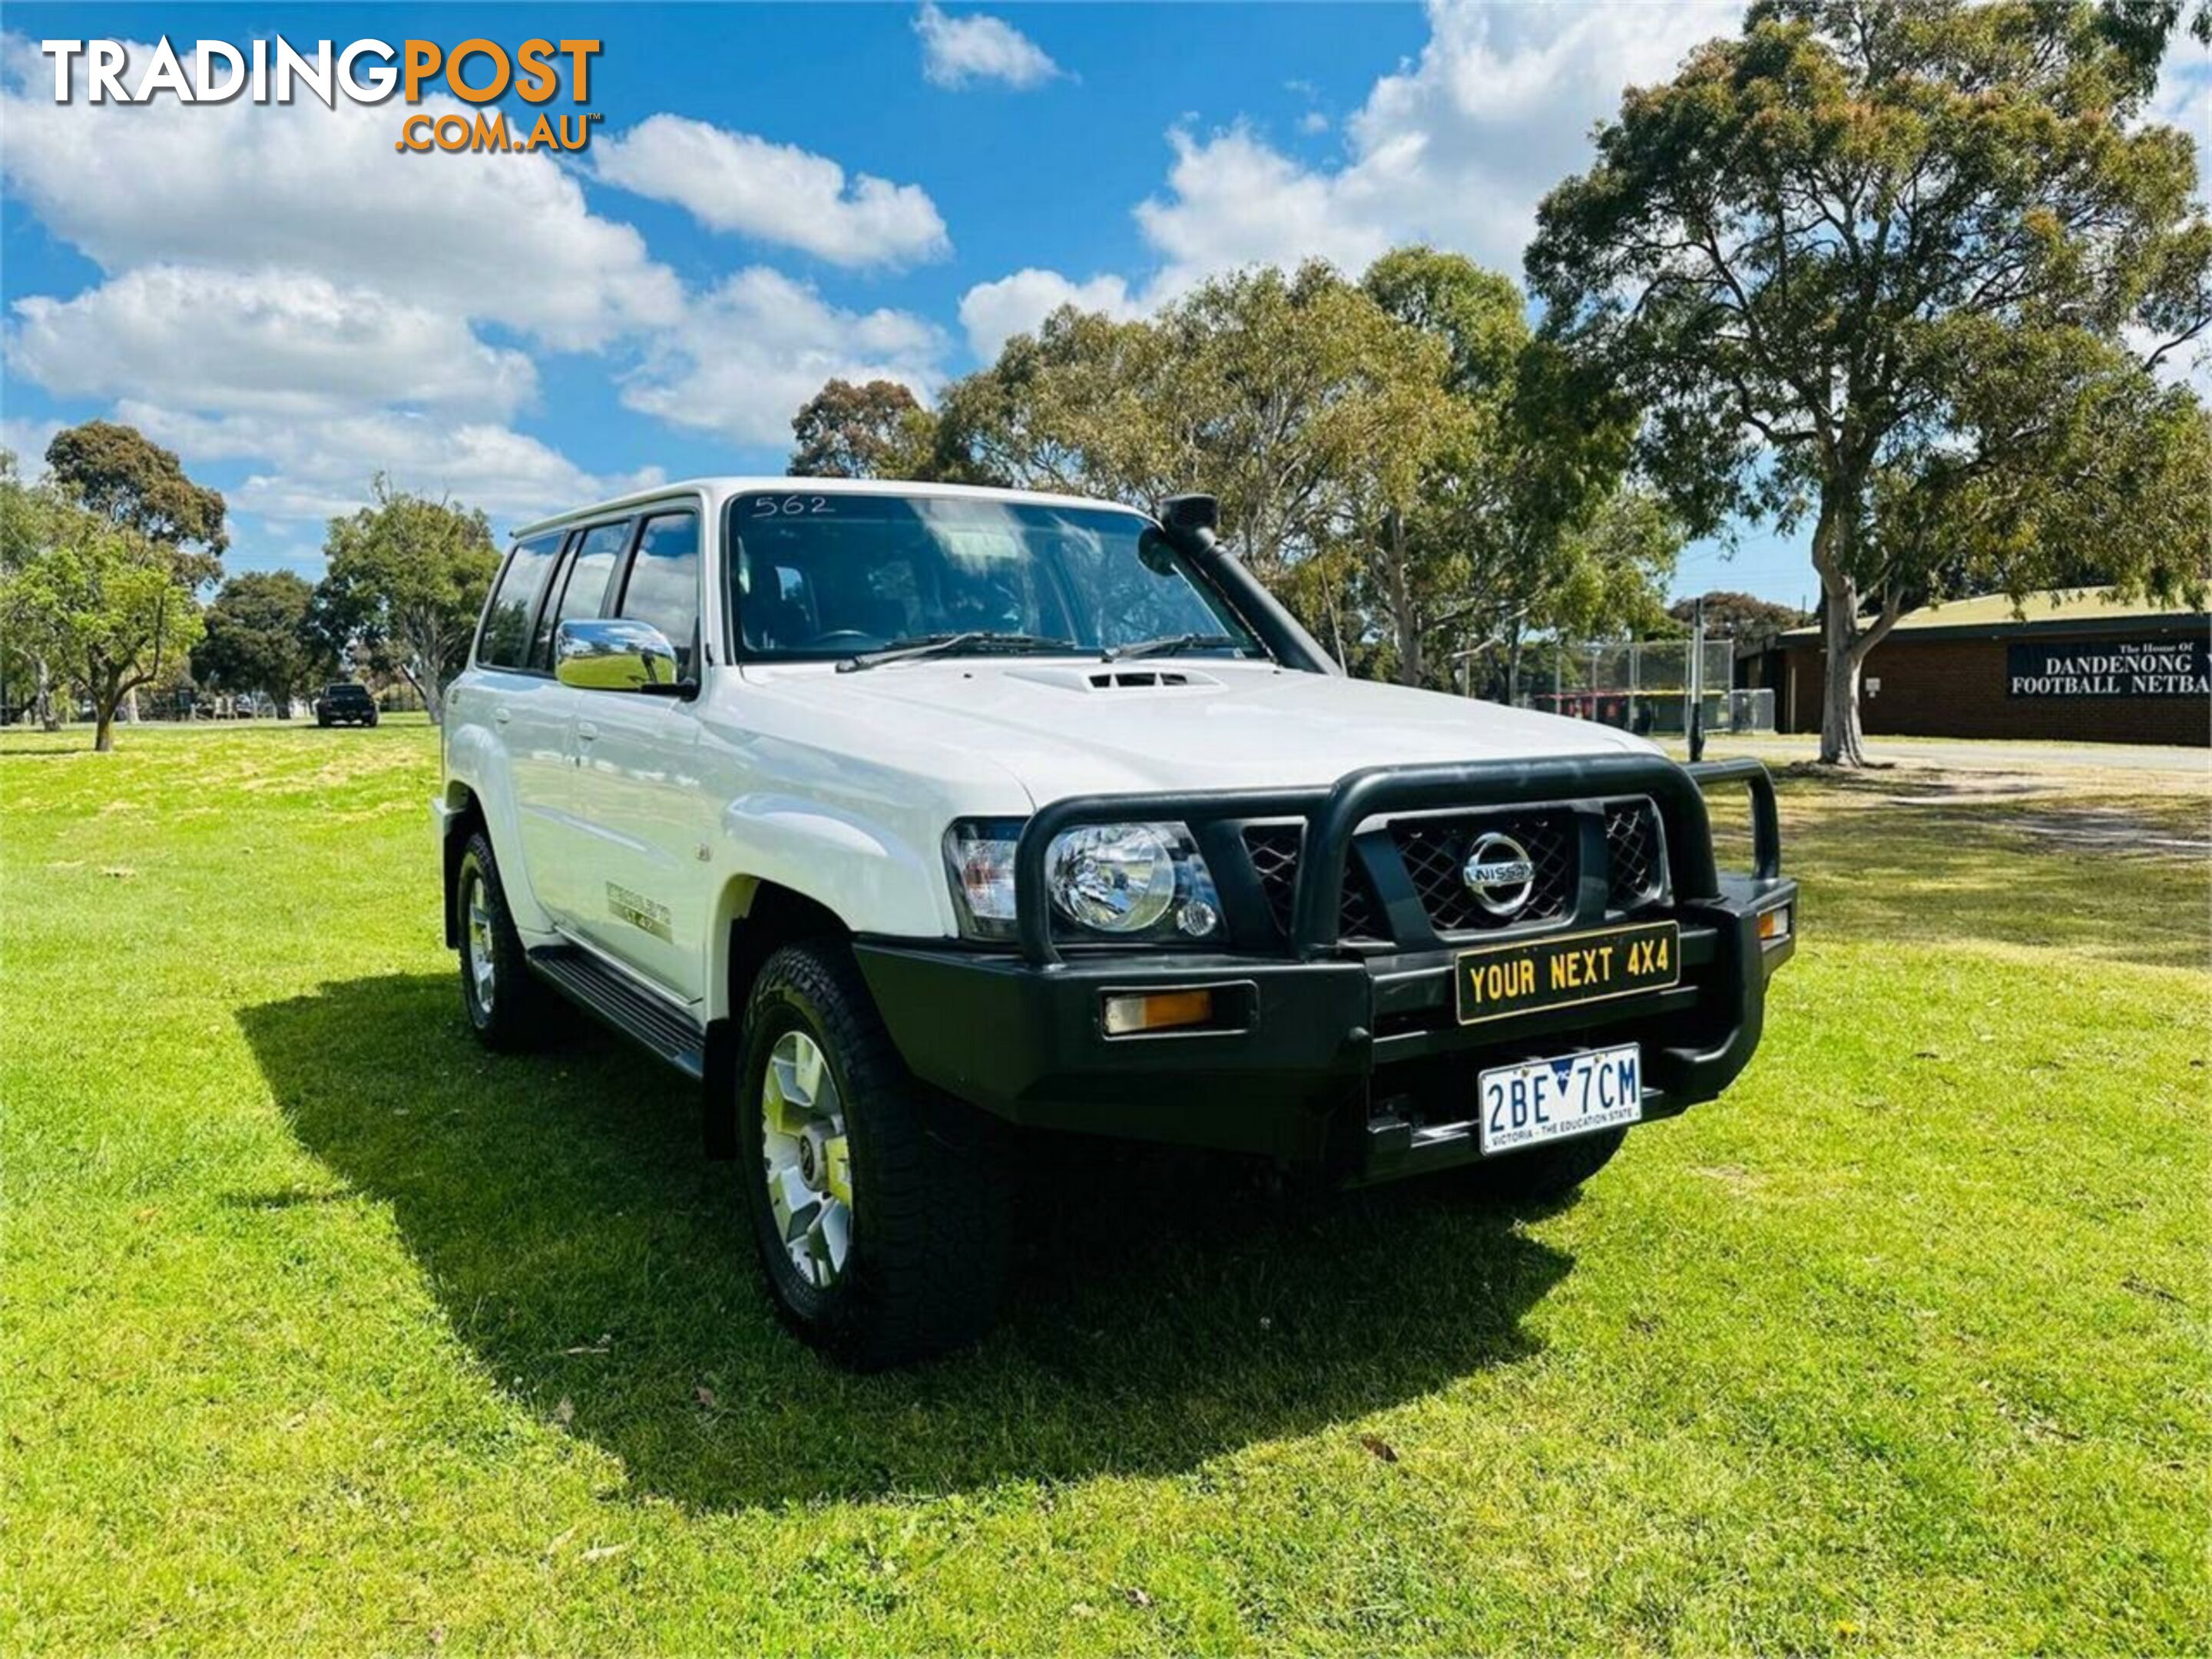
left=1474, top=639, right=1773, bottom=737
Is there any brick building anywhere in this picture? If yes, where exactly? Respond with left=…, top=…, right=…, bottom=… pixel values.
left=1752, top=588, right=2210, bottom=746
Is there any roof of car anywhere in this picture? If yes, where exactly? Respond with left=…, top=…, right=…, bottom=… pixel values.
left=511, top=477, right=1154, bottom=540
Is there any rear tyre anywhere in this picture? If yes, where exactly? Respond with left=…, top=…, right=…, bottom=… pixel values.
left=366, top=710, right=379, bottom=727
left=1461, top=1126, right=1628, bottom=1207
left=454, top=830, right=555, bottom=1051
left=736, top=939, right=1010, bottom=1369
left=317, top=713, right=333, bottom=728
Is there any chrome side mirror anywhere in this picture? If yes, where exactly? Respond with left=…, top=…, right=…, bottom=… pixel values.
left=554, top=618, right=684, bottom=693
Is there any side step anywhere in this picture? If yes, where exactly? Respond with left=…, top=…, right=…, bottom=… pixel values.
left=528, top=944, right=707, bottom=1079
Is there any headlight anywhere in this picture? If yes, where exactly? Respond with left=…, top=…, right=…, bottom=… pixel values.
left=1048, top=823, right=1176, bottom=932
left=1048, top=821, right=1221, bottom=939
left=942, top=817, right=1222, bottom=942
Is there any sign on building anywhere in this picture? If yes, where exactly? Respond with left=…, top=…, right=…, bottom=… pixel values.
left=2005, top=638, right=2210, bottom=699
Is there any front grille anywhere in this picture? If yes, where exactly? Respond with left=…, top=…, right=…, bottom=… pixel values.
left=1242, top=824, right=1382, bottom=941
left=1241, top=796, right=1663, bottom=946
left=1604, top=798, right=1667, bottom=911
left=1389, top=809, right=1575, bottom=933
left=1243, top=824, right=1301, bottom=932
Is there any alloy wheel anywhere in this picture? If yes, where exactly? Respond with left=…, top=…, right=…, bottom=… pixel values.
left=760, top=1028, right=854, bottom=1288
left=462, top=868, right=496, bottom=1015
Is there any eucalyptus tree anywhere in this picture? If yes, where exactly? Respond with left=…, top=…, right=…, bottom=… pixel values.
left=930, top=263, right=1460, bottom=668
left=195, top=570, right=329, bottom=713
left=1356, top=248, right=1676, bottom=691
left=929, top=307, right=1184, bottom=500
left=0, top=463, right=207, bottom=751
left=1528, top=0, right=2211, bottom=762
left=311, top=478, right=499, bottom=725
left=787, top=379, right=938, bottom=480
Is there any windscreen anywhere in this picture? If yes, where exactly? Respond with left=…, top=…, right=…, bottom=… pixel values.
left=727, top=491, right=1261, bottom=661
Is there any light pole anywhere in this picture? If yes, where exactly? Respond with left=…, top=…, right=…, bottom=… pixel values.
left=1687, top=594, right=1707, bottom=763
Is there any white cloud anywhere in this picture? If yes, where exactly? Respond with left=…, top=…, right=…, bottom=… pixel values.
left=0, top=34, right=685, bottom=535
left=1135, top=124, right=1395, bottom=300
left=958, top=269, right=1141, bottom=359
left=916, top=3, right=1064, bottom=90
left=2130, top=326, right=2212, bottom=399
left=965, top=0, right=1730, bottom=325
left=1, top=417, right=61, bottom=477
left=0, top=35, right=681, bottom=352
left=8, top=266, right=538, bottom=418
left=2151, top=33, right=2210, bottom=195
left=622, top=269, right=947, bottom=446
left=1133, top=0, right=1735, bottom=290
left=952, top=121, right=1392, bottom=359
left=245, top=541, right=333, bottom=575
left=956, top=1, right=1736, bottom=357
left=594, top=114, right=949, bottom=267
left=118, top=402, right=665, bottom=528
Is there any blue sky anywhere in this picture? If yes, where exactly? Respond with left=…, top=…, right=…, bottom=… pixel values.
left=3, top=5, right=2204, bottom=609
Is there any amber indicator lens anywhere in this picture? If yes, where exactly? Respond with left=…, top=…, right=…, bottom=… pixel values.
left=1101, top=988, right=1216, bottom=1036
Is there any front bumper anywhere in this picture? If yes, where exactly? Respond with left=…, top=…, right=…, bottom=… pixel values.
left=856, top=755, right=1796, bottom=1182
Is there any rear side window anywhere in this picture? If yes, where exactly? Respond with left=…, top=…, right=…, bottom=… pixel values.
left=618, top=511, right=701, bottom=671
left=529, top=521, right=631, bottom=669
left=555, top=522, right=632, bottom=630
left=478, top=531, right=563, bottom=668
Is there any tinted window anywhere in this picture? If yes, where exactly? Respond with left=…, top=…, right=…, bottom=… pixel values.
left=479, top=532, right=562, bottom=668
left=530, top=522, right=631, bottom=668
left=618, top=512, right=701, bottom=671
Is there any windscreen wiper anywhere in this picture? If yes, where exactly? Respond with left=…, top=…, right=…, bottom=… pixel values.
left=837, top=632, right=1083, bottom=674
left=1102, top=631, right=1261, bottom=664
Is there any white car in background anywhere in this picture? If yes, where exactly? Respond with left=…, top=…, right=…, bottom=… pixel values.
left=435, top=478, right=1796, bottom=1366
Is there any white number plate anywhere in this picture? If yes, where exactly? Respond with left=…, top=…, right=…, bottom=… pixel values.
left=1478, top=1043, right=1642, bottom=1156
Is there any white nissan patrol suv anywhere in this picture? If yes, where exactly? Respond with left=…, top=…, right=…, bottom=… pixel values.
left=437, top=478, right=1795, bottom=1366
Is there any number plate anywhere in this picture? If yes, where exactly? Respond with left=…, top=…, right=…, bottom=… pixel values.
left=1478, top=1043, right=1643, bottom=1156
left=1455, top=919, right=1680, bottom=1025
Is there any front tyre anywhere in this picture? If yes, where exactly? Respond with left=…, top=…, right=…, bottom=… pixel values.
left=454, top=830, right=554, bottom=1051
left=737, top=940, right=1009, bottom=1368
left=1462, top=1126, right=1628, bottom=1208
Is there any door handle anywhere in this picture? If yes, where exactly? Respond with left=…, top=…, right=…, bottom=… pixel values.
left=494, top=706, right=512, bottom=725
left=576, top=720, right=599, bottom=742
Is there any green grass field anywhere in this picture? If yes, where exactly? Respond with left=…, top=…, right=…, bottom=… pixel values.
left=3, top=719, right=2206, bottom=1654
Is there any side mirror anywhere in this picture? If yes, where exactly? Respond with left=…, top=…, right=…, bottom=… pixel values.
left=554, top=618, right=685, bottom=694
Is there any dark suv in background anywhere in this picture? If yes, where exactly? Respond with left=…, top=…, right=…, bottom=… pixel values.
left=313, top=683, right=379, bottom=728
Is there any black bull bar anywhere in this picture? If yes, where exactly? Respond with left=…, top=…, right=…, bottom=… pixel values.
left=1012, top=750, right=1782, bottom=965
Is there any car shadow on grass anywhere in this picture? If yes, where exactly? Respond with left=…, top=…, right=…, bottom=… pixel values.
left=239, top=972, right=1571, bottom=1512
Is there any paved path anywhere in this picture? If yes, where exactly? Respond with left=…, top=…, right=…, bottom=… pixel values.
left=1674, top=733, right=2210, bottom=777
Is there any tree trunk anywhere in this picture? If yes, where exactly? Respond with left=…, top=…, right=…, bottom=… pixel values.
left=1386, top=512, right=1423, bottom=687
left=89, top=662, right=126, bottom=752
left=1809, top=481, right=1869, bottom=767
left=35, top=658, right=58, bottom=733
left=1818, top=591, right=1866, bottom=767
